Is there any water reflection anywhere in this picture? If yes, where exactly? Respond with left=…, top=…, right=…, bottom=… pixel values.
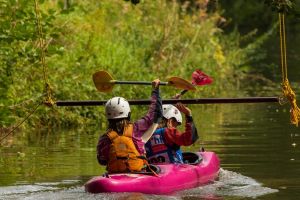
left=0, top=103, right=299, bottom=199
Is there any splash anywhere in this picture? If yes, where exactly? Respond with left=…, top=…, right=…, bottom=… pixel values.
left=181, top=168, right=279, bottom=199
left=0, top=180, right=80, bottom=200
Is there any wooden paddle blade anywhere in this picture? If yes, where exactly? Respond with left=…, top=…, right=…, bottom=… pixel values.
left=92, top=70, right=115, bottom=92
left=167, top=77, right=196, bottom=91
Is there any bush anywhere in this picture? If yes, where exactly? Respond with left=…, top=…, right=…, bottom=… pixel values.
left=0, top=0, right=270, bottom=128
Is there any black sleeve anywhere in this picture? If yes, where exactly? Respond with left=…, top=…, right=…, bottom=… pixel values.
left=186, top=115, right=199, bottom=143
left=152, top=87, right=163, bottom=123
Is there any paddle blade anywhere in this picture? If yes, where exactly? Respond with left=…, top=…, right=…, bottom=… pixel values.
left=167, top=77, right=196, bottom=91
left=192, top=70, right=213, bottom=86
left=92, top=70, right=114, bottom=93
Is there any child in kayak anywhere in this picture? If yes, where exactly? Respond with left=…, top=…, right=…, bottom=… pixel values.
left=97, top=79, right=162, bottom=173
left=145, top=103, right=198, bottom=164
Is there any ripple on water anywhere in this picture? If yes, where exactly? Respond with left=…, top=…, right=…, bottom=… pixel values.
left=0, top=180, right=81, bottom=200
left=180, top=168, right=279, bottom=199
left=1, top=187, right=181, bottom=200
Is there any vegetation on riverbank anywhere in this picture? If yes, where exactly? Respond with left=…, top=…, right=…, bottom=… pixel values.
left=0, top=0, right=276, bottom=130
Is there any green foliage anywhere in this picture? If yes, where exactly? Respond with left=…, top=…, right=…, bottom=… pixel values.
left=124, top=0, right=140, bottom=5
left=0, top=0, right=65, bottom=127
left=264, top=0, right=295, bottom=13
left=0, top=0, right=269, bottom=128
left=219, top=1, right=276, bottom=34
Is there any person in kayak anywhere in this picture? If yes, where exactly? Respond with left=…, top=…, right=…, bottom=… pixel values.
left=145, top=103, right=198, bottom=164
left=97, top=79, right=162, bottom=173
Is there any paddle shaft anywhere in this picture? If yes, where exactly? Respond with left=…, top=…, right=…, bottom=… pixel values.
left=180, top=89, right=189, bottom=96
left=56, top=97, right=279, bottom=106
left=113, top=80, right=169, bottom=85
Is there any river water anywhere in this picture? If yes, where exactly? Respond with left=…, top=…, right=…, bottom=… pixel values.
left=0, top=102, right=300, bottom=200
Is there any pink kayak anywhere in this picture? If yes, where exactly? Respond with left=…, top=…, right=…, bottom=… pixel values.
left=85, top=151, right=220, bottom=195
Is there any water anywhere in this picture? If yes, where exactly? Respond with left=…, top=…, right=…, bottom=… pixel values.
left=0, top=103, right=300, bottom=199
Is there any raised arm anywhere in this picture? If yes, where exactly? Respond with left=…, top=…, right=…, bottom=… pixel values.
left=134, top=79, right=162, bottom=138
left=164, top=103, right=199, bottom=146
left=141, top=79, right=162, bottom=142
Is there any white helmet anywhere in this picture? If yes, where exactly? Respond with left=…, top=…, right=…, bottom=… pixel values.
left=162, top=104, right=182, bottom=124
left=105, top=97, right=131, bottom=119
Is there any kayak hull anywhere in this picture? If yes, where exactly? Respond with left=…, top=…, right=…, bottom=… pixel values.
left=85, top=151, right=220, bottom=194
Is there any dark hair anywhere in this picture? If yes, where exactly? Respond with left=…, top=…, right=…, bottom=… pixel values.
left=158, top=118, right=168, bottom=128
left=107, top=118, right=131, bottom=135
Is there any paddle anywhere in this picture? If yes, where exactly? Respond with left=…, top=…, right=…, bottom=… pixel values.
left=176, top=69, right=213, bottom=98
left=92, top=70, right=196, bottom=93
